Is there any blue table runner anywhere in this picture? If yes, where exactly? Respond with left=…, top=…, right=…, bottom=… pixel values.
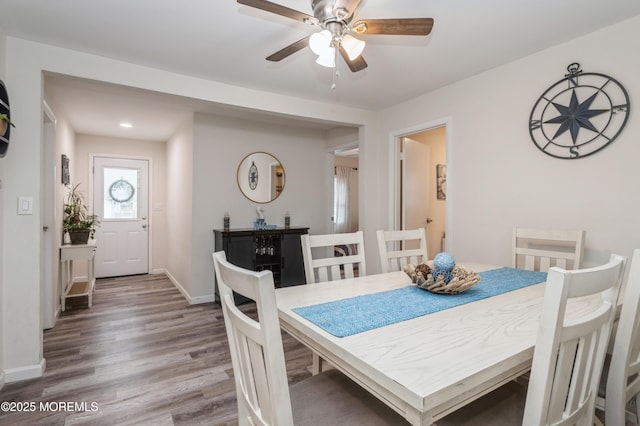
left=292, top=267, right=547, bottom=337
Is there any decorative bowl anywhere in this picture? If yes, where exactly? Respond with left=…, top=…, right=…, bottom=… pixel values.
left=404, top=263, right=481, bottom=295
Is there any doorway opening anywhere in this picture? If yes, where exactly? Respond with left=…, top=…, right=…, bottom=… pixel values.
left=394, top=122, right=448, bottom=259
left=333, top=147, right=359, bottom=235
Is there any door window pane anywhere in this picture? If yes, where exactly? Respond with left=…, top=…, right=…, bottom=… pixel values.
left=103, top=168, right=138, bottom=219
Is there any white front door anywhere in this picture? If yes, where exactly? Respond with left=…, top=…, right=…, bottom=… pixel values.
left=93, top=157, right=149, bottom=278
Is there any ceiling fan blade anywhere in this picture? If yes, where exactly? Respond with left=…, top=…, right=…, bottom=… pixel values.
left=237, top=0, right=318, bottom=25
left=339, top=46, right=368, bottom=72
left=352, top=18, right=434, bottom=36
left=266, top=36, right=311, bottom=62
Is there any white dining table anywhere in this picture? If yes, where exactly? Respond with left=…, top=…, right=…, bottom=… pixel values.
left=275, top=263, right=604, bottom=425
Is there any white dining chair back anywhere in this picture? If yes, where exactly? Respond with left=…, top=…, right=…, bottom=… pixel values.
left=301, top=231, right=366, bottom=284
left=300, top=230, right=367, bottom=373
left=212, top=251, right=408, bottom=426
left=376, top=228, right=428, bottom=273
left=512, top=227, right=585, bottom=272
left=213, top=251, right=293, bottom=425
left=522, top=253, right=625, bottom=425
left=437, top=254, right=626, bottom=426
left=596, top=248, right=640, bottom=425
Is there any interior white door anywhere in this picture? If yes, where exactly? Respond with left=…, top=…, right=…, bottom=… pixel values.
left=93, top=157, right=149, bottom=278
left=403, top=137, right=430, bottom=251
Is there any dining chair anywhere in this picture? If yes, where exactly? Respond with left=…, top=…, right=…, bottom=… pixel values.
left=376, top=228, right=428, bottom=273
left=300, top=230, right=366, bottom=373
left=595, top=248, right=640, bottom=425
left=212, top=251, right=408, bottom=426
left=436, top=253, right=626, bottom=426
left=300, top=230, right=366, bottom=284
left=512, top=227, right=585, bottom=272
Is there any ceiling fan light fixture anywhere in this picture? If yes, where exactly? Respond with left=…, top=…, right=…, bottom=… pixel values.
left=341, top=34, right=365, bottom=60
left=315, top=48, right=336, bottom=68
left=240, top=0, right=435, bottom=74
left=309, top=30, right=332, bottom=56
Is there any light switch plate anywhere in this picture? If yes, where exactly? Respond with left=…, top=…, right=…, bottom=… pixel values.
left=18, top=196, right=33, bottom=215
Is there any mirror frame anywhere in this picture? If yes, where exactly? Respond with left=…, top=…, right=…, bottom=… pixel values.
left=236, top=152, right=285, bottom=204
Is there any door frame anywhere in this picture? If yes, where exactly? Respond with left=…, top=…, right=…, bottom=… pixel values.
left=41, top=100, right=57, bottom=330
left=388, top=117, right=453, bottom=252
left=89, top=153, right=153, bottom=276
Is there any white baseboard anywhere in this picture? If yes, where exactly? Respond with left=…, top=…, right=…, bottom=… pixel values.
left=190, top=294, right=216, bottom=304
left=164, top=269, right=189, bottom=301
left=151, top=268, right=165, bottom=275
left=164, top=269, right=216, bottom=305
left=4, top=358, right=46, bottom=383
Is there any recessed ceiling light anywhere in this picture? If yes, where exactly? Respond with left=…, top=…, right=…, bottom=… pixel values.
left=119, top=122, right=133, bottom=128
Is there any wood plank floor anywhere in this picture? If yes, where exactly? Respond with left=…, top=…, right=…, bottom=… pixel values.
left=0, top=274, right=313, bottom=425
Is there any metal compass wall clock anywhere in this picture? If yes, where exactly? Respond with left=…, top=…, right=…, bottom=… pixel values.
left=528, top=63, right=630, bottom=159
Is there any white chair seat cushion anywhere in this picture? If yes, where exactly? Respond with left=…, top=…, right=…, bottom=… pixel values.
left=290, top=369, right=408, bottom=425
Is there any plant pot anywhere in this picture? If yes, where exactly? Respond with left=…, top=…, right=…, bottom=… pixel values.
left=0, top=120, right=7, bottom=137
left=68, top=230, right=91, bottom=245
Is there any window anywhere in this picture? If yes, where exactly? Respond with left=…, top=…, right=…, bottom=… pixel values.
left=102, top=167, right=138, bottom=219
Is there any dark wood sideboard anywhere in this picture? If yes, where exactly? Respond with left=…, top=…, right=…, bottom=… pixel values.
left=213, top=227, right=309, bottom=303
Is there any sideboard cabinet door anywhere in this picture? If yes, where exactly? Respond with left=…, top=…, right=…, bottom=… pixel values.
left=213, top=227, right=308, bottom=303
left=281, top=231, right=306, bottom=287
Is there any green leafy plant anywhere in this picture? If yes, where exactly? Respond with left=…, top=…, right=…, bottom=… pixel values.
left=63, top=183, right=100, bottom=238
left=0, top=113, right=15, bottom=128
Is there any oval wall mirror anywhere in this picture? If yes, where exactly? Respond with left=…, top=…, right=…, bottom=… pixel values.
left=237, top=152, right=285, bottom=203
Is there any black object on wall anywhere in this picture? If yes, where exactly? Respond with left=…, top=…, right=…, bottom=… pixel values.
left=0, top=79, right=11, bottom=158
left=61, top=154, right=70, bottom=185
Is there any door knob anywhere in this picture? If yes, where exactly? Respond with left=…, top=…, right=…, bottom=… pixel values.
left=142, top=224, right=147, bottom=229
left=426, top=218, right=433, bottom=224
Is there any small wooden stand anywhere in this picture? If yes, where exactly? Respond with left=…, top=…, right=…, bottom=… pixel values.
left=60, top=241, right=96, bottom=311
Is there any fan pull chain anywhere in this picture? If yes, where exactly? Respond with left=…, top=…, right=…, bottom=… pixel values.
left=331, top=44, right=340, bottom=89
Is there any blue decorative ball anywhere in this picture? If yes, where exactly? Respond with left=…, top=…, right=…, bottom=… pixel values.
left=432, top=252, right=456, bottom=284
left=434, top=252, right=455, bottom=271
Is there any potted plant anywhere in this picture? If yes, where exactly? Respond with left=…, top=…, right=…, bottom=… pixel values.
left=0, top=113, right=14, bottom=136
left=63, top=183, right=100, bottom=245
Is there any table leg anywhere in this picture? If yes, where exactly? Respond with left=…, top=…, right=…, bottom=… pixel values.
left=88, top=258, right=94, bottom=307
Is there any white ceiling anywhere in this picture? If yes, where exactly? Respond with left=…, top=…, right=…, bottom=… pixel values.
left=2, top=0, right=639, bottom=140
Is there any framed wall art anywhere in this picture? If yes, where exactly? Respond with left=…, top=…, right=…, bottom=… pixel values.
left=436, top=164, right=446, bottom=200
left=61, top=154, right=70, bottom=185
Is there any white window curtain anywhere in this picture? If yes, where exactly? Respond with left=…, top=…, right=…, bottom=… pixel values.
left=334, top=166, right=352, bottom=233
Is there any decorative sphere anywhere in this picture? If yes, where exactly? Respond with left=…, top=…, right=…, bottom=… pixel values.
left=433, top=252, right=455, bottom=272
